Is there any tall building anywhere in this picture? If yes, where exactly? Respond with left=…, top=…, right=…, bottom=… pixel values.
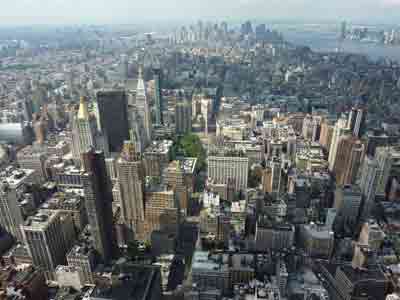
left=175, top=100, right=192, bottom=135
left=208, top=155, right=249, bottom=192
left=81, top=149, right=114, bottom=262
left=334, top=185, right=362, bottom=223
left=96, top=90, right=129, bottom=153
left=319, top=118, right=334, bottom=151
left=16, top=145, right=48, bottom=182
left=348, top=107, right=366, bottom=138
left=21, top=210, right=71, bottom=279
left=164, top=160, right=189, bottom=212
left=328, top=116, right=349, bottom=171
left=0, top=183, right=24, bottom=241
left=375, top=146, right=400, bottom=196
left=71, top=96, right=103, bottom=164
left=117, top=141, right=145, bottom=241
left=153, top=67, right=163, bottom=125
left=333, top=136, right=364, bottom=186
left=360, top=157, right=380, bottom=219
left=135, top=68, right=152, bottom=144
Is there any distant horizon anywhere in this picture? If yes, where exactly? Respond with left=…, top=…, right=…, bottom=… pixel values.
left=0, top=0, right=400, bottom=27
left=0, top=17, right=398, bottom=29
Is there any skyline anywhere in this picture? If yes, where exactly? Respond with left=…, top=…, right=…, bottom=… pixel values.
left=0, top=0, right=400, bottom=25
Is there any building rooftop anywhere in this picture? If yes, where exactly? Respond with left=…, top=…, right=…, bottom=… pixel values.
left=0, top=167, right=35, bottom=189
left=90, top=264, right=160, bottom=300
left=144, top=140, right=173, bottom=155
left=22, top=209, right=59, bottom=230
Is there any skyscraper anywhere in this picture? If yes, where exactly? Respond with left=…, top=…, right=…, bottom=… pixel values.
left=0, top=184, right=24, bottom=241
left=153, top=67, right=163, bottom=125
left=81, top=149, right=114, bottom=262
left=21, top=210, right=71, bottom=280
left=135, top=68, right=152, bottom=145
left=359, top=157, right=380, bottom=219
left=348, top=107, right=366, bottom=138
left=96, top=91, right=129, bottom=153
left=208, top=155, right=248, bottom=192
left=71, top=96, right=102, bottom=163
left=117, top=141, right=145, bottom=241
left=328, top=116, right=349, bottom=171
left=175, top=100, right=192, bottom=135
left=333, top=136, right=364, bottom=186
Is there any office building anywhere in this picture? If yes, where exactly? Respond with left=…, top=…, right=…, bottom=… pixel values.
left=359, top=157, right=380, bottom=219
left=144, top=140, right=173, bottom=177
left=97, top=90, right=129, bottom=153
left=164, top=160, right=189, bottom=212
left=191, top=251, right=230, bottom=294
left=153, top=67, right=164, bottom=125
left=375, top=146, right=400, bottom=196
left=334, top=185, right=362, bottom=223
left=17, top=145, right=48, bottom=181
left=21, top=210, right=71, bottom=279
left=135, top=68, right=152, bottom=144
left=328, top=116, right=349, bottom=171
left=333, top=136, right=364, bottom=186
left=71, top=96, right=105, bottom=163
left=42, top=189, right=87, bottom=232
left=143, top=186, right=179, bottom=241
left=117, top=141, right=145, bottom=241
left=67, top=242, right=96, bottom=284
left=81, top=149, right=114, bottom=262
left=208, top=154, right=248, bottom=192
left=276, top=259, right=288, bottom=296
left=255, top=218, right=294, bottom=251
left=89, top=263, right=162, bottom=300
left=0, top=184, right=25, bottom=241
left=348, top=107, right=366, bottom=138
left=299, top=223, right=334, bottom=258
left=175, top=100, right=192, bottom=135
left=319, top=118, right=334, bottom=150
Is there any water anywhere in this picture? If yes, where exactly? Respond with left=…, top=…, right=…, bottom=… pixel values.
left=280, top=27, right=400, bottom=62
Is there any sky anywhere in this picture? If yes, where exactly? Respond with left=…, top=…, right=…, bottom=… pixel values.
left=0, top=0, right=400, bottom=25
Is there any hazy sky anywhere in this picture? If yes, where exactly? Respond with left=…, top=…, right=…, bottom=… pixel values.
left=1, top=0, right=400, bottom=25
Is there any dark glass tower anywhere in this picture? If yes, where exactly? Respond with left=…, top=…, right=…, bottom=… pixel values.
left=153, top=67, right=163, bottom=125
left=81, top=149, right=114, bottom=262
left=96, top=90, right=129, bottom=153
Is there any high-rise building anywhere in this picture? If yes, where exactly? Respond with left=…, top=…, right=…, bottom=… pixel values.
left=71, top=96, right=104, bottom=164
left=21, top=210, right=71, bottom=279
left=333, top=136, right=364, bottom=186
left=348, top=107, right=365, bottom=138
left=359, top=156, right=380, bottom=219
left=334, top=185, right=362, bottom=223
left=96, top=90, right=129, bottom=153
left=208, top=155, right=249, bottom=192
left=81, top=149, right=114, bottom=262
left=375, top=146, right=400, bottom=196
left=164, top=160, right=189, bottom=212
left=16, top=145, right=48, bottom=182
left=175, top=100, right=192, bottom=135
left=135, top=68, right=152, bottom=144
left=255, top=218, right=294, bottom=251
left=153, top=67, right=163, bottom=125
left=117, top=141, right=145, bottom=241
left=319, top=118, right=335, bottom=151
left=0, top=184, right=24, bottom=241
left=328, top=116, right=349, bottom=171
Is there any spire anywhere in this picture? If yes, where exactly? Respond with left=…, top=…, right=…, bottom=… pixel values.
left=77, top=96, right=90, bottom=120
left=136, top=66, right=146, bottom=94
